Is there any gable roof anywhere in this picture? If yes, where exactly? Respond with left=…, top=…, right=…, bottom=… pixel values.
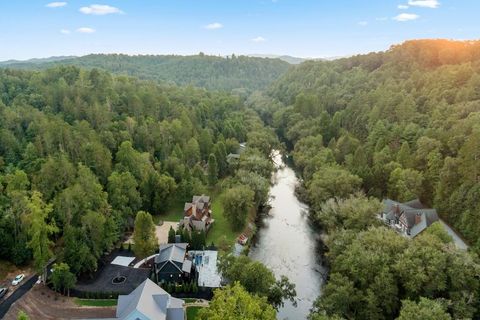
left=155, top=243, right=187, bottom=266
left=192, top=195, right=210, bottom=204
left=383, top=199, right=439, bottom=237
left=116, top=279, right=184, bottom=320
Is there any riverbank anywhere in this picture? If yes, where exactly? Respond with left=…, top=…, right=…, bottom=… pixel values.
left=249, top=151, right=326, bottom=320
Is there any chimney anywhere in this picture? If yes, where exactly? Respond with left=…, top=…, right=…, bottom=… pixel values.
left=415, top=212, right=422, bottom=225
left=394, top=204, right=401, bottom=217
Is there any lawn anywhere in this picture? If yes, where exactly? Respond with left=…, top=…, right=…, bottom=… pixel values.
left=206, top=190, right=241, bottom=248
left=187, top=306, right=204, bottom=320
left=74, top=298, right=117, bottom=307
left=153, top=201, right=185, bottom=224
left=153, top=187, right=242, bottom=250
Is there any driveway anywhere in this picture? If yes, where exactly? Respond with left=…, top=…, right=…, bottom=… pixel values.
left=0, top=275, right=38, bottom=319
left=125, top=221, right=179, bottom=245
left=75, top=264, right=150, bottom=295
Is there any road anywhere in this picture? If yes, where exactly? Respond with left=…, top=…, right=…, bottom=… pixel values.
left=439, top=219, right=469, bottom=250
left=0, top=275, right=38, bottom=319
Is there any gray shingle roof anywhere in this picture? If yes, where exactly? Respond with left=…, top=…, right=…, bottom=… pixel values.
left=116, top=278, right=184, bottom=320
left=155, top=243, right=188, bottom=265
left=383, top=199, right=439, bottom=238
left=192, top=195, right=210, bottom=204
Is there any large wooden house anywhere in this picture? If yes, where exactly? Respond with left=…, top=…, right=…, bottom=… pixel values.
left=180, top=195, right=214, bottom=233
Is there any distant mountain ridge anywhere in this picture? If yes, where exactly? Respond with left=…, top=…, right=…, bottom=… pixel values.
left=0, top=56, right=76, bottom=66
left=0, top=53, right=291, bottom=92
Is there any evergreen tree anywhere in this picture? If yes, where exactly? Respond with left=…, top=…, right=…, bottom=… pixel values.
left=133, top=211, right=158, bottom=258
left=207, top=153, right=218, bottom=186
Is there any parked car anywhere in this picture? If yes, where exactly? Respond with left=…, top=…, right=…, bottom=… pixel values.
left=12, top=274, right=25, bottom=286
left=0, top=287, right=8, bottom=299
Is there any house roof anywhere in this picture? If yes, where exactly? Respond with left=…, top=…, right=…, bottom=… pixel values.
left=116, top=278, right=184, bottom=320
left=192, top=195, right=210, bottom=204
left=184, top=195, right=210, bottom=214
left=383, top=199, right=439, bottom=238
left=182, top=260, right=192, bottom=273
left=155, top=243, right=188, bottom=265
left=188, top=250, right=222, bottom=288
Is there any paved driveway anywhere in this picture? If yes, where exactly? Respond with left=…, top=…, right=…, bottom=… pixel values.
left=0, top=275, right=38, bottom=319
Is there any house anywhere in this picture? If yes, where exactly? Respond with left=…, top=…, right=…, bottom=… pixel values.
left=381, top=199, right=439, bottom=238
left=154, top=243, right=192, bottom=283
left=226, top=153, right=241, bottom=164
left=116, top=278, right=185, bottom=320
left=188, top=250, right=222, bottom=289
left=180, top=195, right=214, bottom=233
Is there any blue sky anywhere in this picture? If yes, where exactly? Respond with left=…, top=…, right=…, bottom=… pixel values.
left=0, top=0, right=479, bottom=61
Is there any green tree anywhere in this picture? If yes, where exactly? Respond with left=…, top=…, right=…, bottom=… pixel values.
left=107, top=170, right=141, bottom=228
left=222, top=185, right=255, bottom=230
left=24, top=191, right=58, bottom=273
left=397, top=298, right=451, bottom=320
left=198, top=282, right=276, bottom=320
left=168, top=226, right=176, bottom=243
left=50, top=262, right=76, bottom=296
left=307, top=166, right=362, bottom=212
left=133, top=211, right=157, bottom=258
left=185, top=137, right=201, bottom=167
left=218, top=255, right=296, bottom=309
left=314, top=193, right=383, bottom=233
left=17, top=311, right=30, bottom=320
left=388, top=168, right=424, bottom=202
left=207, top=153, right=218, bottom=186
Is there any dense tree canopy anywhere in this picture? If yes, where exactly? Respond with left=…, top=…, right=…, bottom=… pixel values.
left=248, top=39, right=480, bottom=320
left=0, top=54, right=291, bottom=92
left=0, top=65, right=275, bottom=275
left=197, top=282, right=277, bottom=320
left=218, top=255, right=296, bottom=309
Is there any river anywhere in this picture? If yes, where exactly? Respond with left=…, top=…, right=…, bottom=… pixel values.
left=249, top=151, right=326, bottom=320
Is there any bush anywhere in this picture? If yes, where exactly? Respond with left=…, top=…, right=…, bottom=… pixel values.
left=192, top=282, right=198, bottom=294
left=175, top=284, right=182, bottom=293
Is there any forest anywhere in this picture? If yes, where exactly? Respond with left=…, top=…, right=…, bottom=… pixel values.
left=0, top=65, right=279, bottom=278
left=247, top=39, right=480, bottom=319
left=0, top=54, right=291, bottom=93
left=2, top=39, right=480, bottom=320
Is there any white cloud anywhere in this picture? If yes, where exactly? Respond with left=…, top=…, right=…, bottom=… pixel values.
left=76, top=27, right=96, bottom=33
left=79, top=4, right=123, bottom=15
left=46, top=2, right=67, bottom=8
left=398, top=4, right=409, bottom=9
left=393, top=13, right=420, bottom=21
left=408, top=0, right=439, bottom=8
left=358, top=21, right=368, bottom=26
left=204, top=22, right=223, bottom=30
left=252, top=36, right=266, bottom=43
left=60, top=29, right=71, bottom=34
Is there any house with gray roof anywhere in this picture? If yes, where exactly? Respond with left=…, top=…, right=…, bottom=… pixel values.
left=154, top=243, right=192, bottom=283
left=116, top=278, right=185, bottom=320
left=381, top=199, right=439, bottom=238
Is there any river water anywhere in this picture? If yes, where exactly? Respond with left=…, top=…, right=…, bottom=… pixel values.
left=249, top=151, right=326, bottom=320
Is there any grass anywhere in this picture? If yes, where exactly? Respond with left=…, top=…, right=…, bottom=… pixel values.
left=151, top=185, right=243, bottom=250
left=206, top=191, right=240, bottom=248
left=74, top=298, right=117, bottom=307
left=153, top=201, right=185, bottom=224
left=184, top=298, right=198, bottom=303
left=187, top=306, right=204, bottom=320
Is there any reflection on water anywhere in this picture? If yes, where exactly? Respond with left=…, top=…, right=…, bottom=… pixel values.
left=249, top=151, right=326, bottom=320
